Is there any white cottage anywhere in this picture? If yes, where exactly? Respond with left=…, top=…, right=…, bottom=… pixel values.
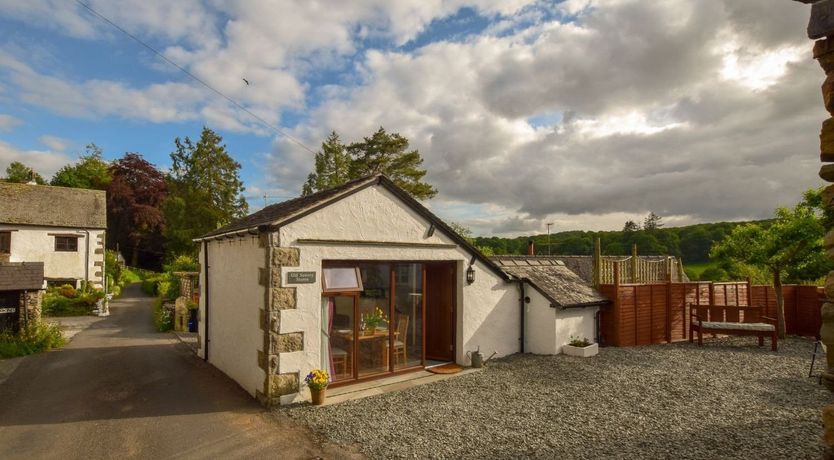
left=0, top=182, right=106, bottom=289
left=195, top=175, right=607, bottom=405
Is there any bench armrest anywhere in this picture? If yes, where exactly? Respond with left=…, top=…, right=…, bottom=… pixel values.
left=761, top=316, right=777, bottom=325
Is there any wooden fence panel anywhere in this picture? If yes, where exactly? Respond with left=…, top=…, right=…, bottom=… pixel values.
left=599, top=282, right=822, bottom=347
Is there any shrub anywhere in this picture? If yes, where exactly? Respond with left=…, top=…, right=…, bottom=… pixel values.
left=699, top=266, right=729, bottom=282
left=568, top=336, right=592, bottom=347
left=58, top=284, right=77, bottom=298
left=152, top=297, right=174, bottom=332
left=0, top=320, right=65, bottom=358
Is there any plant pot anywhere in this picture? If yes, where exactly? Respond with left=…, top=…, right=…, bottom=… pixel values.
left=310, top=387, right=326, bottom=405
left=562, top=342, right=599, bottom=358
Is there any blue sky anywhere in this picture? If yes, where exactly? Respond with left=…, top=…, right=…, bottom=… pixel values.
left=0, top=1, right=824, bottom=235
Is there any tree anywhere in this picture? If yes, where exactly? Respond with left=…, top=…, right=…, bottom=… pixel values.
left=643, top=212, right=663, bottom=231
left=3, top=161, right=46, bottom=184
left=302, top=131, right=352, bottom=196
left=347, top=127, right=437, bottom=199
left=711, top=189, right=830, bottom=338
left=622, top=220, right=640, bottom=233
left=163, top=127, right=248, bottom=257
left=107, top=153, right=167, bottom=268
left=51, top=144, right=112, bottom=189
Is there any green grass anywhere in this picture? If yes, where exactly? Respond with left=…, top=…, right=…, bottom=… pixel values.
left=0, top=320, right=65, bottom=359
left=683, top=262, right=719, bottom=281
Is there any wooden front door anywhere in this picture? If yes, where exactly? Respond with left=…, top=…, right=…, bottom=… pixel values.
left=425, top=263, right=455, bottom=361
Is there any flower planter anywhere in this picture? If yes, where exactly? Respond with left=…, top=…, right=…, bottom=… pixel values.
left=562, top=342, right=599, bottom=358
left=310, top=387, right=326, bottom=405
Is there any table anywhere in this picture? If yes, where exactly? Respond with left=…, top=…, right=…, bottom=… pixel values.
left=333, top=328, right=399, bottom=369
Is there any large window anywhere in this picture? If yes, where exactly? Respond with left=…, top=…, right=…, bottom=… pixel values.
left=322, top=262, right=425, bottom=384
left=55, top=236, right=78, bottom=252
left=0, top=232, right=10, bottom=254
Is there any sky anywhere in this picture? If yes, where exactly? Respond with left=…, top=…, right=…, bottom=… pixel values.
left=0, top=0, right=826, bottom=236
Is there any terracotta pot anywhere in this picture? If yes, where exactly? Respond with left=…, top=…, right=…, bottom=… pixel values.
left=310, top=387, right=326, bottom=405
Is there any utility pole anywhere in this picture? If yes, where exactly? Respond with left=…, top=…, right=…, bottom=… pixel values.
left=546, top=222, right=554, bottom=256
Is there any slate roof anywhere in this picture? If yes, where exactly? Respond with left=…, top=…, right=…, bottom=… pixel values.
left=0, top=182, right=106, bottom=229
left=0, top=262, right=45, bottom=290
left=491, top=256, right=609, bottom=309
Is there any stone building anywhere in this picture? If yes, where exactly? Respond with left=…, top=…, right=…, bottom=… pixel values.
left=0, top=262, right=45, bottom=332
left=0, top=182, right=106, bottom=289
left=195, top=175, right=607, bottom=406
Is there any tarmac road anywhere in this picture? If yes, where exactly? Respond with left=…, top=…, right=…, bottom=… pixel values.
left=0, top=283, right=355, bottom=460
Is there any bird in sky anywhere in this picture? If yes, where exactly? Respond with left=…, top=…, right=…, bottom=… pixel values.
left=243, top=78, right=250, bottom=86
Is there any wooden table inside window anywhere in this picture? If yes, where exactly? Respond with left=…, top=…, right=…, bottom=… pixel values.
left=333, top=328, right=399, bottom=369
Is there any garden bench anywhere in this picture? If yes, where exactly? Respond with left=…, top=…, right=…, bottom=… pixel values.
left=689, top=304, right=777, bottom=351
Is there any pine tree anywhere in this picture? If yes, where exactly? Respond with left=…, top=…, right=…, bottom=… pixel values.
left=163, top=127, right=248, bottom=257
left=302, top=131, right=352, bottom=195
left=347, top=127, right=437, bottom=199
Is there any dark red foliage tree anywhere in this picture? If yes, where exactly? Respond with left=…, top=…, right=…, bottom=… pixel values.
left=107, top=153, right=167, bottom=268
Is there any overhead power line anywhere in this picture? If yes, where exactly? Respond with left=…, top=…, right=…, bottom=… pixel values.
left=73, top=0, right=318, bottom=155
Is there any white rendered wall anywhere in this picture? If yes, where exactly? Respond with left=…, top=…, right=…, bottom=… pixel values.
left=554, top=306, right=598, bottom=354
left=525, top=284, right=599, bottom=355
left=525, top=285, right=556, bottom=355
left=0, top=225, right=105, bottom=288
left=277, top=185, right=519, bottom=403
left=200, top=236, right=265, bottom=397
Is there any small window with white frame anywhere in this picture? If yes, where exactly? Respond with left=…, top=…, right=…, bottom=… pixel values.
left=322, top=266, right=363, bottom=293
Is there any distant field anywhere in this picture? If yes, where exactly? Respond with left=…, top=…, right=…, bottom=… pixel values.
left=683, top=262, right=717, bottom=281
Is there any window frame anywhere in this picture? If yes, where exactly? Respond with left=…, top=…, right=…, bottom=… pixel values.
left=54, top=235, right=79, bottom=252
left=321, top=266, right=363, bottom=293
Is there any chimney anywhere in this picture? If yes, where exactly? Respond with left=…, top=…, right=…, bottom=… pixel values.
left=527, top=239, right=535, bottom=256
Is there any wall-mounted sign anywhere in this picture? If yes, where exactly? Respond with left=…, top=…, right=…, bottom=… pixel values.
left=287, top=271, right=316, bottom=284
left=0, top=307, right=16, bottom=314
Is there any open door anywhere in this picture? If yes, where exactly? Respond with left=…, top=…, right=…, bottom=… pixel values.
left=425, top=263, right=455, bottom=362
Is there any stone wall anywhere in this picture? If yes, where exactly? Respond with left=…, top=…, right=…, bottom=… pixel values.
left=18, top=290, right=42, bottom=328
left=255, top=231, right=303, bottom=406
left=795, top=1, right=834, bottom=457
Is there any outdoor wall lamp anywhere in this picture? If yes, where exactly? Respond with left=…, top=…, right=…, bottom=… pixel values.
left=466, top=265, right=476, bottom=285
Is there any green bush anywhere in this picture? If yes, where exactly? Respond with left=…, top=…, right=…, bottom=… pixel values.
left=0, top=320, right=65, bottom=358
left=152, top=297, right=174, bottom=332
left=699, top=266, right=729, bottom=282
left=58, top=284, right=77, bottom=298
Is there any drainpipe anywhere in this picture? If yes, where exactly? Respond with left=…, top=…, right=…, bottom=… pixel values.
left=203, top=240, right=210, bottom=362
left=519, top=280, right=526, bottom=353
left=76, top=230, right=90, bottom=288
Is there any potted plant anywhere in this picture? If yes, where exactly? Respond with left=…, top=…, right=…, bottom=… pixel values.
left=562, top=336, right=599, bottom=358
left=305, top=368, right=330, bottom=405
left=361, top=307, right=387, bottom=336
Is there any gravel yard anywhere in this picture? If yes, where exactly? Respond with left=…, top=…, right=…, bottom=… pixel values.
left=283, top=337, right=832, bottom=459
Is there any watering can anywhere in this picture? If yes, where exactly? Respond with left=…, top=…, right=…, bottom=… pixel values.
left=467, top=346, right=498, bottom=368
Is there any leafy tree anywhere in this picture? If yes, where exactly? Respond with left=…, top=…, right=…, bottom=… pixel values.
left=163, top=127, right=248, bottom=257
left=643, top=212, right=663, bottom=231
left=555, top=236, right=593, bottom=255
left=51, top=144, right=112, bottom=189
left=107, top=153, right=167, bottom=268
left=622, top=220, right=639, bottom=233
left=348, top=127, right=437, bottom=199
left=302, top=131, right=352, bottom=196
left=4, top=161, right=46, bottom=184
left=680, top=227, right=713, bottom=263
left=711, top=189, right=831, bottom=338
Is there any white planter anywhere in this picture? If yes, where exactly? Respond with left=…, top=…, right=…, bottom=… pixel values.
left=562, top=342, right=599, bottom=357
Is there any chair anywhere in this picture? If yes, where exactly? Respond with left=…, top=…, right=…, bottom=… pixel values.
left=810, top=338, right=827, bottom=384
left=331, top=346, right=352, bottom=378
left=393, top=316, right=409, bottom=366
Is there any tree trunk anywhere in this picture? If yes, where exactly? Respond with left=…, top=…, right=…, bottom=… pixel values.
left=773, top=269, right=786, bottom=339
left=131, top=244, right=139, bottom=268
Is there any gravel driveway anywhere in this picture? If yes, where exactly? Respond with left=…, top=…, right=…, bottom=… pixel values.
left=284, top=337, right=831, bottom=459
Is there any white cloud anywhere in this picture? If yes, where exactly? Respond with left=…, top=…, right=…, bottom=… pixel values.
left=38, top=135, right=70, bottom=152
left=0, top=114, right=22, bottom=132
left=0, top=140, right=74, bottom=179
